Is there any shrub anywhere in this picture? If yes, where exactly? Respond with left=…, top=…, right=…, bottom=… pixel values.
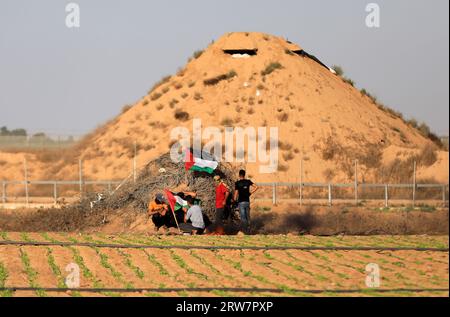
left=261, top=62, right=283, bottom=76
left=417, top=144, right=438, bottom=166
left=442, top=137, right=449, bottom=151
left=169, top=99, right=179, bottom=108
left=278, top=164, right=289, bottom=172
left=174, top=110, right=190, bottom=122
left=188, top=81, right=196, bottom=88
left=194, top=92, right=202, bottom=100
left=358, top=144, right=383, bottom=168
left=277, top=112, right=289, bottom=122
left=282, top=151, right=294, bottom=161
left=247, top=108, right=255, bottom=115
left=181, top=92, right=189, bottom=99
left=344, top=77, right=355, bottom=87
left=322, top=136, right=342, bottom=161
left=418, top=122, right=431, bottom=137
left=323, top=168, right=336, bottom=181
left=156, top=104, right=164, bottom=111
left=295, top=121, right=303, bottom=128
left=192, top=50, right=204, bottom=60
left=221, top=117, right=234, bottom=126
left=278, top=141, right=293, bottom=151
left=151, top=93, right=162, bottom=101
left=162, top=86, right=170, bottom=94
left=203, top=70, right=237, bottom=86
left=148, top=75, right=171, bottom=94
left=121, top=105, right=132, bottom=114
left=174, top=82, right=183, bottom=90
left=332, top=65, right=344, bottom=77
left=361, top=89, right=377, bottom=103
left=406, top=118, right=419, bottom=129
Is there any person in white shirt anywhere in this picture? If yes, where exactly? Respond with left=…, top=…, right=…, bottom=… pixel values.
left=179, top=196, right=205, bottom=235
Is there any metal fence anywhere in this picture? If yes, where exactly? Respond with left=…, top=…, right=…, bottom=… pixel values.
left=254, top=182, right=449, bottom=207
left=1, top=179, right=448, bottom=208
left=0, top=135, right=81, bottom=149
left=1, top=180, right=122, bottom=206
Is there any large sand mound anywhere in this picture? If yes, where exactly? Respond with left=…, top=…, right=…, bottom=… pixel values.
left=1, top=32, right=448, bottom=185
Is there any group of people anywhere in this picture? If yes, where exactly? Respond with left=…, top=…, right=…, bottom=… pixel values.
left=147, top=169, right=258, bottom=235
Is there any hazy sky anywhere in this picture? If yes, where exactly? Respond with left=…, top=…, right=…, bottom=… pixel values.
left=0, top=0, right=448, bottom=136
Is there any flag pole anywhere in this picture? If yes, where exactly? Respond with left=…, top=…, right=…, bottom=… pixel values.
left=164, top=189, right=182, bottom=233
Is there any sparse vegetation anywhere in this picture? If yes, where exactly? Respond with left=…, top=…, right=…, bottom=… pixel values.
left=174, top=110, right=190, bottom=122
left=121, top=105, right=132, bottom=114
left=169, top=99, right=179, bottom=108
left=192, top=50, right=204, bottom=60
left=221, top=117, right=234, bottom=126
left=332, top=65, right=344, bottom=77
left=150, top=92, right=162, bottom=101
left=282, top=151, right=294, bottom=161
left=194, top=92, right=202, bottom=100
left=148, top=75, right=171, bottom=94
left=278, top=164, right=289, bottom=172
left=277, top=112, right=289, bottom=122
left=203, top=70, right=237, bottom=86
left=278, top=141, right=293, bottom=151
left=322, top=168, right=336, bottom=181
left=321, top=136, right=342, bottom=161
left=261, top=62, right=283, bottom=76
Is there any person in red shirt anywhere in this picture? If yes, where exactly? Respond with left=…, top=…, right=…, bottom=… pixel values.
left=214, top=175, right=229, bottom=234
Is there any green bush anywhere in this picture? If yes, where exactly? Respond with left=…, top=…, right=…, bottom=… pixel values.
left=204, top=70, right=237, bottom=86
left=332, top=65, right=344, bottom=77
left=261, top=62, right=283, bottom=76
left=174, top=110, right=190, bottom=122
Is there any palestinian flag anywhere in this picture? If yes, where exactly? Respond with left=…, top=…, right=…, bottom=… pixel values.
left=184, top=149, right=218, bottom=174
left=164, top=189, right=188, bottom=212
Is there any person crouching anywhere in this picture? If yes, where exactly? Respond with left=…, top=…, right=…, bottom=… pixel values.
left=148, top=193, right=169, bottom=233
left=179, top=196, right=205, bottom=235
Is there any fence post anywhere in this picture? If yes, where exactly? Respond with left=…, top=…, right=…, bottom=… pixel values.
left=328, top=183, right=332, bottom=207
left=53, top=182, right=58, bottom=205
left=385, top=184, right=389, bottom=208
left=24, top=158, right=29, bottom=207
left=133, top=141, right=137, bottom=183
left=412, top=161, right=416, bottom=208
left=2, top=181, right=5, bottom=204
left=354, top=160, right=358, bottom=205
left=79, top=159, right=83, bottom=200
left=443, top=185, right=447, bottom=206
left=272, top=182, right=277, bottom=205
left=299, top=158, right=303, bottom=206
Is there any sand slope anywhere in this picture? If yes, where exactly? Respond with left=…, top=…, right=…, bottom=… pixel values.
left=0, top=32, right=448, bottom=184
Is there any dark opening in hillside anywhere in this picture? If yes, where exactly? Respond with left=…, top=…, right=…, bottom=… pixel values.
left=223, top=49, right=258, bottom=56
left=295, top=50, right=330, bottom=71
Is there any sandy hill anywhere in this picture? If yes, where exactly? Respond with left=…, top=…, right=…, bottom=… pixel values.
left=1, top=32, right=448, bottom=186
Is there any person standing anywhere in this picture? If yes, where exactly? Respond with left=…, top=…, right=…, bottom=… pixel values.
left=234, top=170, right=258, bottom=234
left=213, top=175, right=229, bottom=234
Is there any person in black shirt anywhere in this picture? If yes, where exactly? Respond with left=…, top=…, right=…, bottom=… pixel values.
left=234, top=169, right=258, bottom=234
